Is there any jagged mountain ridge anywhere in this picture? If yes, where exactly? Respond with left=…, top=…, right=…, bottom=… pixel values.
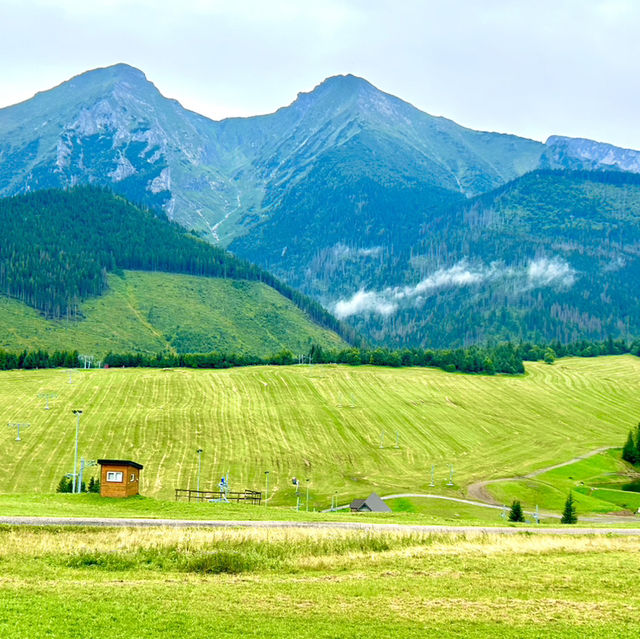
left=2, top=63, right=637, bottom=243
left=0, top=64, right=549, bottom=242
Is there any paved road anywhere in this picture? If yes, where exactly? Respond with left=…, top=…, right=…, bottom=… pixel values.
left=1, top=515, right=640, bottom=535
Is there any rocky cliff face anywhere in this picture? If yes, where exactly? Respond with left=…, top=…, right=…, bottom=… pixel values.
left=541, top=135, right=640, bottom=173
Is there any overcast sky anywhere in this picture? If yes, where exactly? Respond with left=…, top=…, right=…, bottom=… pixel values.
left=1, top=0, right=638, bottom=149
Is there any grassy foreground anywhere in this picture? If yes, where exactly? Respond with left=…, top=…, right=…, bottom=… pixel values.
left=1, top=356, right=639, bottom=511
left=1, top=525, right=639, bottom=638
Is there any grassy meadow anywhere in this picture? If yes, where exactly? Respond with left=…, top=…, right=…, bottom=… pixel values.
left=0, top=270, right=346, bottom=356
left=1, top=525, right=640, bottom=638
left=487, top=449, right=640, bottom=514
left=1, top=356, right=639, bottom=515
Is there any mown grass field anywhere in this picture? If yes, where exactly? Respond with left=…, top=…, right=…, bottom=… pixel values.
left=1, top=356, right=639, bottom=513
left=1, top=525, right=639, bottom=638
left=0, top=270, right=346, bottom=356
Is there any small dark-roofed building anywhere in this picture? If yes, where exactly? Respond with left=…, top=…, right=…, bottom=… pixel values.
left=97, top=459, right=143, bottom=498
left=349, top=492, right=392, bottom=513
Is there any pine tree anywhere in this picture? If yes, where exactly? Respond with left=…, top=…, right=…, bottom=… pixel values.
left=508, top=500, right=525, bottom=522
left=88, top=476, right=101, bottom=493
left=622, top=430, right=639, bottom=465
left=56, top=476, right=72, bottom=493
left=561, top=491, right=578, bottom=524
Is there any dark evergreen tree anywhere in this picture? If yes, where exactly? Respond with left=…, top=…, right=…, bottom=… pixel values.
left=508, top=500, right=525, bottom=522
left=88, top=476, right=101, bottom=493
left=56, top=476, right=72, bottom=493
left=561, top=491, right=578, bottom=524
left=622, top=430, right=639, bottom=466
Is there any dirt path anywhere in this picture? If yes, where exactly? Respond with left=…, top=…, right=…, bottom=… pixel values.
left=466, top=446, right=614, bottom=504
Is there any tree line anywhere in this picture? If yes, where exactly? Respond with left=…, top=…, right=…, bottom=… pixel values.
left=0, top=337, right=636, bottom=375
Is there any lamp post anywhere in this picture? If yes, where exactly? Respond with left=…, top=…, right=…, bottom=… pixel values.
left=264, top=470, right=270, bottom=507
left=71, top=410, right=83, bottom=493
left=306, top=478, right=310, bottom=512
left=196, top=448, right=203, bottom=496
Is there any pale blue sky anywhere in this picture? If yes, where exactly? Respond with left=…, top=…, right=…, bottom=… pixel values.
left=1, top=0, right=638, bottom=149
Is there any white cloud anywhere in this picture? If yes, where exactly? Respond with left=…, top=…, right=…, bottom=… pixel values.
left=527, top=257, right=576, bottom=288
left=396, top=262, right=486, bottom=299
left=334, top=290, right=397, bottom=319
left=331, top=244, right=382, bottom=260
left=333, top=257, right=577, bottom=318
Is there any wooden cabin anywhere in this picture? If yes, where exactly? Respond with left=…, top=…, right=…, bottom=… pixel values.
left=97, top=459, right=143, bottom=498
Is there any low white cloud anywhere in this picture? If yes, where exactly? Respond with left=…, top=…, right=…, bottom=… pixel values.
left=334, top=290, right=397, bottom=318
left=396, top=262, right=486, bottom=299
left=527, top=257, right=576, bottom=288
left=333, top=257, right=576, bottom=318
left=331, top=243, right=382, bottom=260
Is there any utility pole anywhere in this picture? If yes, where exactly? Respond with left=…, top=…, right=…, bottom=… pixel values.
left=38, top=392, right=58, bottom=410
left=306, top=478, right=310, bottom=512
left=8, top=422, right=30, bottom=442
left=71, top=410, right=83, bottom=493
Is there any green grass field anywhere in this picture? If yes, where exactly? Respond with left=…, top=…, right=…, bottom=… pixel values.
left=1, top=525, right=639, bottom=638
left=1, top=356, right=639, bottom=513
left=487, top=449, right=640, bottom=514
left=0, top=270, right=346, bottom=356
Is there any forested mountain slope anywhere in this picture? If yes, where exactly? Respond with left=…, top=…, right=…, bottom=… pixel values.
left=0, top=188, right=355, bottom=352
left=334, top=170, right=640, bottom=347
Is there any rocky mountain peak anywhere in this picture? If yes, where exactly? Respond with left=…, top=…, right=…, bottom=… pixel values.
left=543, top=135, right=640, bottom=173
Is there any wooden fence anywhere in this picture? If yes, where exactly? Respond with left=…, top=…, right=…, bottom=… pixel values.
left=174, top=488, right=262, bottom=505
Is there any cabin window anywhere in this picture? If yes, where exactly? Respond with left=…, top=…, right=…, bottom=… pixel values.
left=106, top=471, right=123, bottom=482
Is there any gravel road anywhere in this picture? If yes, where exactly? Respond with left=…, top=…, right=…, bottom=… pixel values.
left=1, top=515, right=640, bottom=535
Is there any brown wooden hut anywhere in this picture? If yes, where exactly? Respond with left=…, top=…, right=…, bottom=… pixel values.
left=97, top=459, right=143, bottom=498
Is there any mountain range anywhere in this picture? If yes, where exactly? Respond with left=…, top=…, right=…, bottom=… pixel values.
left=1, top=63, right=639, bottom=347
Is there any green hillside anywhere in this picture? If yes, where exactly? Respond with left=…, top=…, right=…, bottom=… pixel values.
left=1, top=356, right=638, bottom=510
left=0, top=270, right=346, bottom=357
